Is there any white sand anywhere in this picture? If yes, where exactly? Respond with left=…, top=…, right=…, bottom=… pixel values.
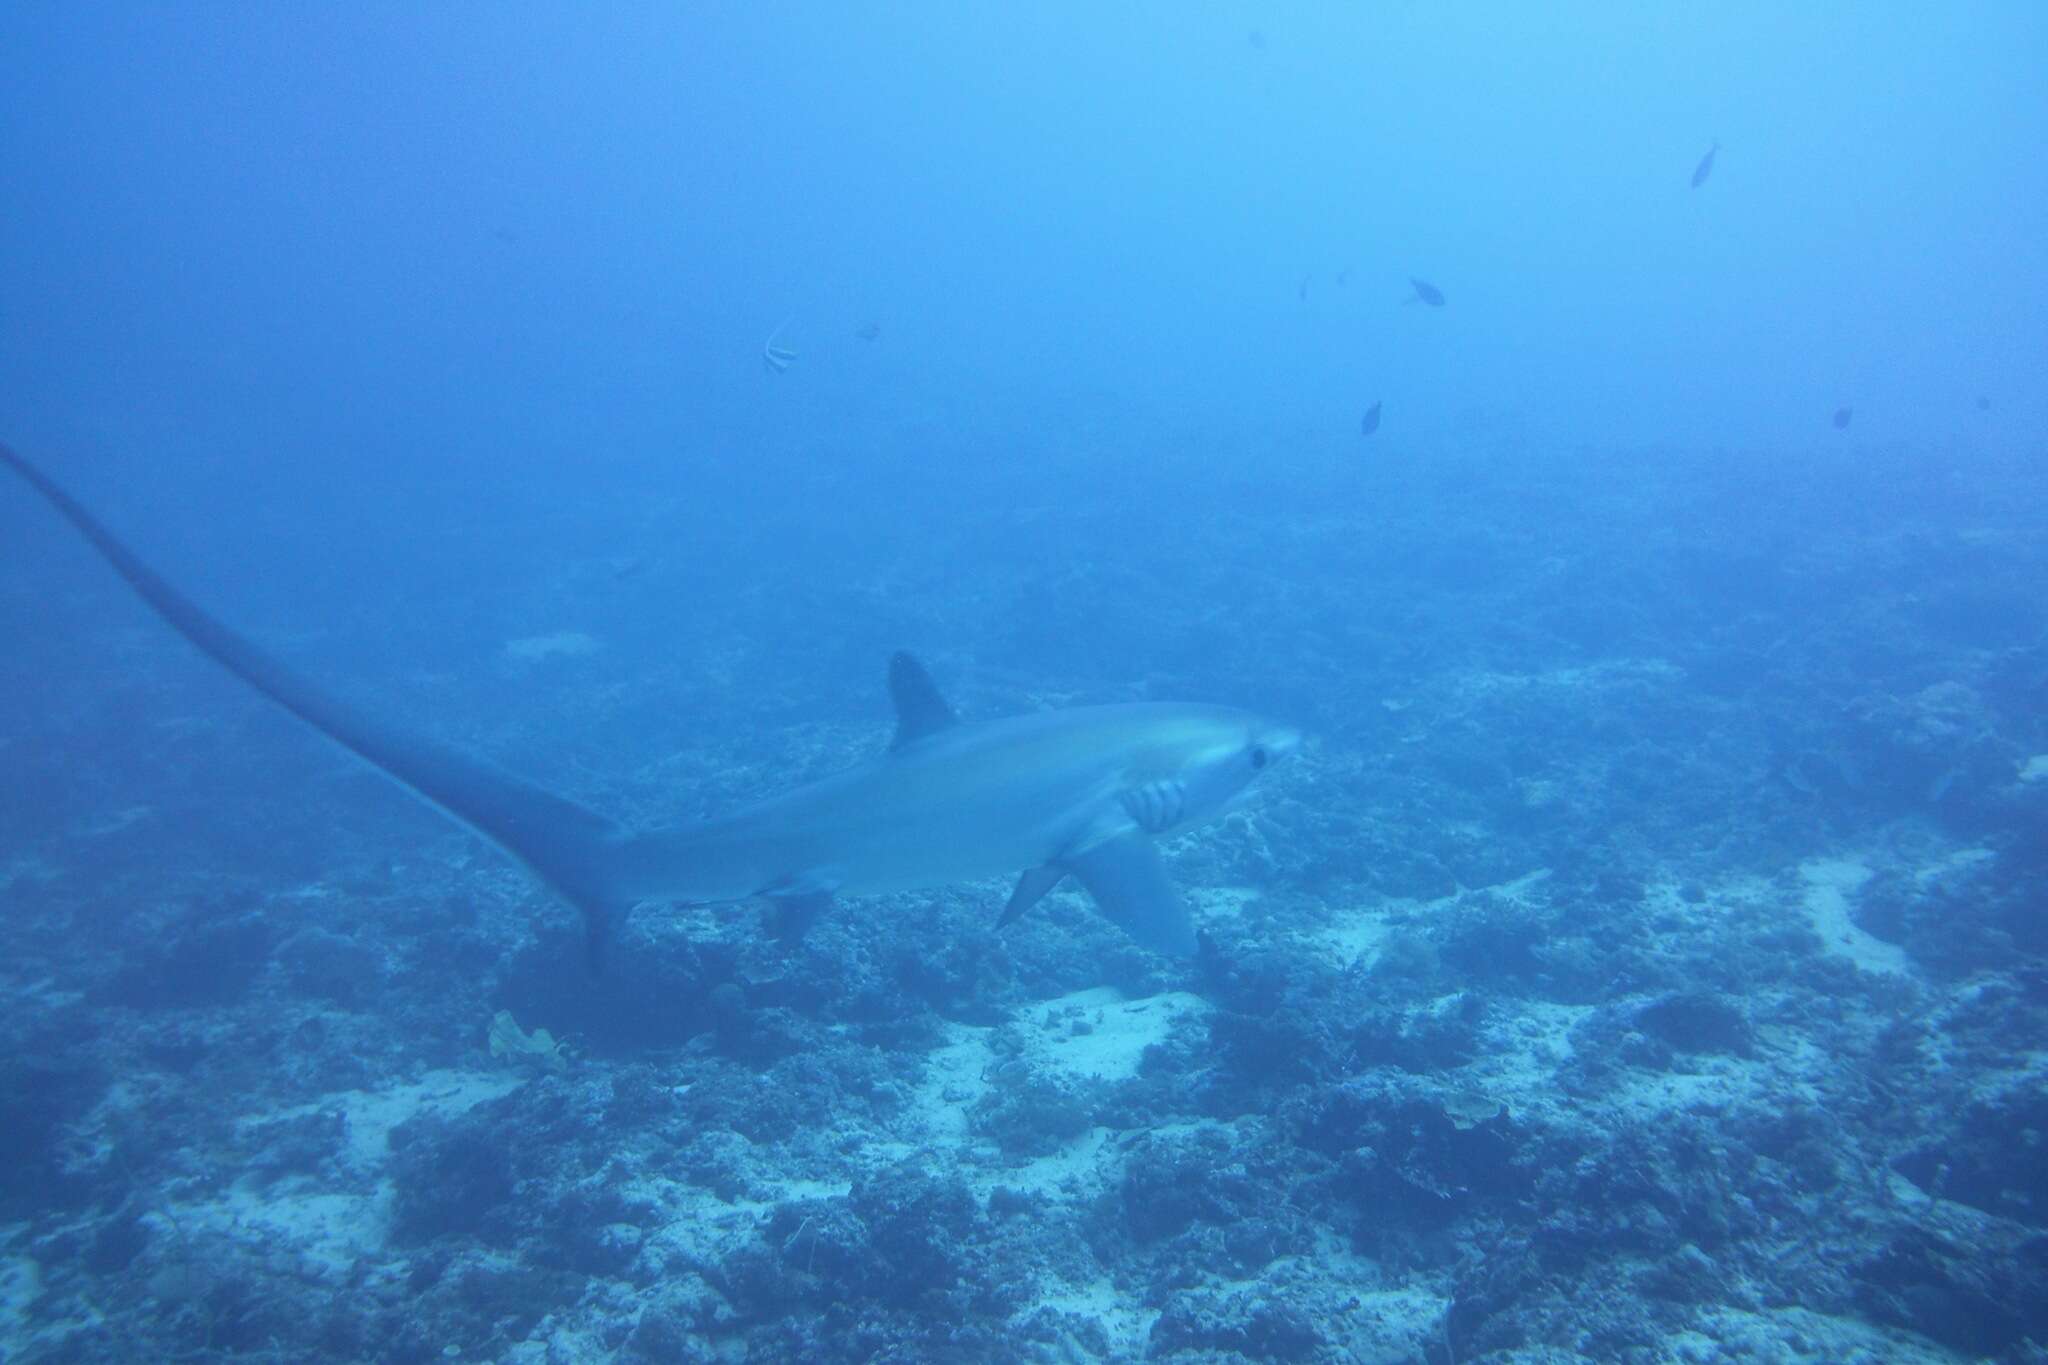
left=169, top=1069, right=525, bottom=1280
left=1801, top=858, right=1911, bottom=978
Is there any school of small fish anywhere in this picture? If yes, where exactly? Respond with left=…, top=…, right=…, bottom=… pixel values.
left=758, top=133, right=1983, bottom=439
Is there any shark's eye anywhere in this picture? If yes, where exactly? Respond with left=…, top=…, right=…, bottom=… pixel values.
left=1250, top=746, right=1269, bottom=770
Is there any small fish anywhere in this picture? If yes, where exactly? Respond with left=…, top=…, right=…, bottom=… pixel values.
left=1690, top=140, right=1719, bottom=189
left=1298, top=274, right=1310, bottom=302
left=1336, top=269, right=1350, bottom=286
left=1360, top=401, right=1382, bottom=436
left=1247, top=29, right=1266, bottom=51
left=1406, top=277, right=1445, bottom=307
left=855, top=323, right=881, bottom=342
left=1976, top=395, right=1991, bottom=411
left=1832, top=407, right=1853, bottom=429
left=762, top=321, right=796, bottom=374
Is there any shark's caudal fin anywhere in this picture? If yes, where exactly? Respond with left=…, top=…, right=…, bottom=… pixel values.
left=0, top=443, right=636, bottom=968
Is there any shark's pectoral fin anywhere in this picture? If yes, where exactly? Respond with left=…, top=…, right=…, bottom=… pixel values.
left=997, top=865, right=1066, bottom=931
left=1061, top=833, right=1197, bottom=956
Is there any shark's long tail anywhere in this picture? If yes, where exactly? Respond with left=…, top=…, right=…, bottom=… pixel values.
left=1, top=442, right=634, bottom=968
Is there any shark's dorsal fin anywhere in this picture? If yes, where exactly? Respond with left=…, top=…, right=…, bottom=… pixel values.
left=888, top=651, right=957, bottom=751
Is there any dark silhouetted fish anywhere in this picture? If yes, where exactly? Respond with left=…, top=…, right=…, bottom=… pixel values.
left=1406, top=277, right=1445, bottom=307
left=856, top=323, right=881, bottom=342
left=1336, top=269, right=1350, bottom=286
left=1976, top=395, right=1991, bottom=411
left=1360, top=401, right=1382, bottom=436
left=1690, top=140, right=1719, bottom=189
left=1832, top=407, right=1853, bottom=429
left=1298, top=274, right=1310, bottom=302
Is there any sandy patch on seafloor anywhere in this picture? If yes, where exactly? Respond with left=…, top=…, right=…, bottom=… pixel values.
left=913, top=987, right=1210, bottom=1148
left=1685, top=1302, right=1969, bottom=1364
left=1014, top=986, right=1209, bottom=1085
left=1317, top=901, right=1395, bottom=970
left=886, top=989, right=1228, bottom=1354
left=1025, top=1275, right=1158, bottom=1360
left=1190, top=884, right=1262, bottom=925
left=1801, top=857, right=1911, bottom=978
left=1459, top=998, right=1594, bottom=1126
left=1313, top=867, right=1550, bottom=971
left=248, top=1068, right=525, bottom=1173
left=169, top=1070, right=524, bottom=1275
left=910, top=987, right=1212, bottom=1186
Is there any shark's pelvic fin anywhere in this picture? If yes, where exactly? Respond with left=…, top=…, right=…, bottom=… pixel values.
left=0, top=442, right=636, bottom=969
left=887, top=651, right=957, bottom=751
left=1061, top=833, right=1197, bottom=955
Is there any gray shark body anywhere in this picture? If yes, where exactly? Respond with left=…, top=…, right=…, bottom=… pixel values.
left=3, top=443, right=1297, bottom=963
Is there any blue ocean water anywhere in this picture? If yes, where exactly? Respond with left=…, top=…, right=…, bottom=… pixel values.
left=2, top=6, right=2045, bottom=1362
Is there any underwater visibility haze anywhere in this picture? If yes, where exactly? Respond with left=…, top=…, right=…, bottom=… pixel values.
left=2, top=5, right=2046, bottom=1361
